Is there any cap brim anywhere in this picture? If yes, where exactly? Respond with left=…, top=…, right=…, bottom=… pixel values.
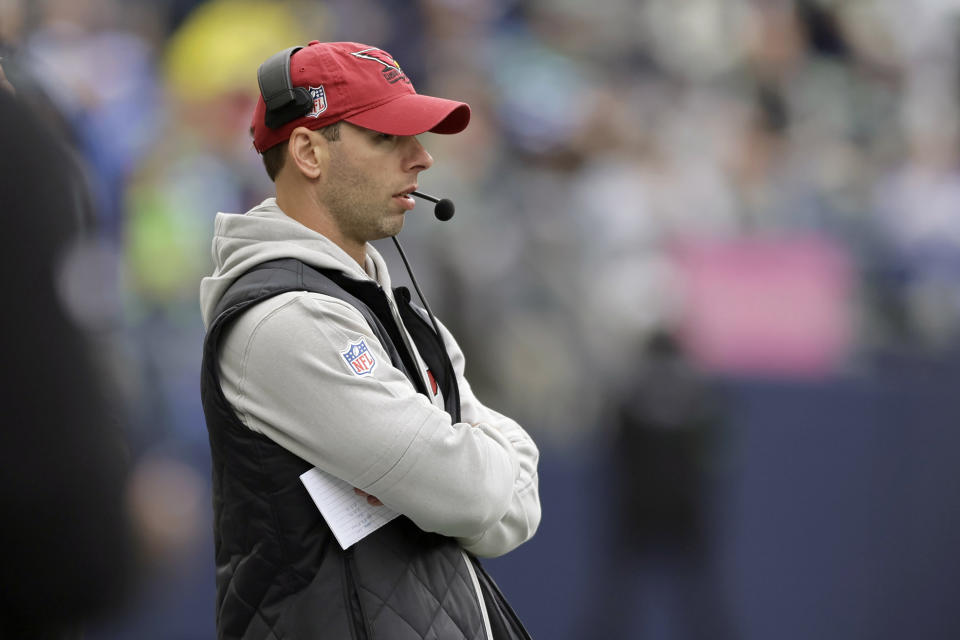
left=344, top=93, right=471, bottom=136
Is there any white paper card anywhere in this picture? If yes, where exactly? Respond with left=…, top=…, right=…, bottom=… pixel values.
left=299, top=467, right=400, bottom=549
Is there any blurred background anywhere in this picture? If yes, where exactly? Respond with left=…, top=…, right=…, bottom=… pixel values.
left=2, top=0, right=960, bottom=638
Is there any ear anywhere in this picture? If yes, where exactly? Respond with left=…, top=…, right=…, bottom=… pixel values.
left=287, top=126, right=327, bottom=180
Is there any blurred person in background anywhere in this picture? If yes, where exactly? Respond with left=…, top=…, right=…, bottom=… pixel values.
left=581, top=330, right=734, bottom=640
left=18, top=0, right=163, bottom=242
left=199, top=41, right=540, bottom=639
left=0, top=63, right=137, bottom=639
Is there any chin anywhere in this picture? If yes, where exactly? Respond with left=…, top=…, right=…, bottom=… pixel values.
left=384, top=218, right=405, bottom=237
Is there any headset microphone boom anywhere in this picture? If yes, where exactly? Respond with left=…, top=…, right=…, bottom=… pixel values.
left=410, top=190, right=455, bottom=221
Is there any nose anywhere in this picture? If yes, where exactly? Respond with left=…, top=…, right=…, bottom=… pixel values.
left=404, top=136, right=434, bottom=173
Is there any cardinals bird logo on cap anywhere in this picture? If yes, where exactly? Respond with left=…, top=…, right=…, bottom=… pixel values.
left=350, top=47, right=409, bottom=85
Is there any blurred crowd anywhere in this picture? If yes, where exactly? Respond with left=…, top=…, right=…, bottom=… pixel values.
left=4, top=0, right=960, bottom=637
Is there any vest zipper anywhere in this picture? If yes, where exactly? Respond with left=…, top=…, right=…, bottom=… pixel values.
left=343, top=548, right=371, bottom=640
left=385, top=293, right=438, bottom=406
left=462, top=550, right=494, bottom=640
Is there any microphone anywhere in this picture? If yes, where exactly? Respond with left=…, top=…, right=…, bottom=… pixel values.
left=410, top=190, right=455, bottom=221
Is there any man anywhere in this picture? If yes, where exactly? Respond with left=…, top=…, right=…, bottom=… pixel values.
left=0, top=64, right=135, bottom=638
left=199, top=41, right=541, bottom=640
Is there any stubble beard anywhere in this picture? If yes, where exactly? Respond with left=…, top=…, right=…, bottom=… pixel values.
left=322, top=165, right=404, bottom=246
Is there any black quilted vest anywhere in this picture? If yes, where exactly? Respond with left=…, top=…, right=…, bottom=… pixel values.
left=200, top=259, right=530, bottom=640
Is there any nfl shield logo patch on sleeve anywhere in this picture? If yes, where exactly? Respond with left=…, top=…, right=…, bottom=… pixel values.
left=341, top=338, right=377, bottom=376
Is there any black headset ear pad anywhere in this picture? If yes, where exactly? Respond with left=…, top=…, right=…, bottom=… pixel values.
left=258, top=46, right=313, bottom=129
left=263, top=86, right=312, bottom=129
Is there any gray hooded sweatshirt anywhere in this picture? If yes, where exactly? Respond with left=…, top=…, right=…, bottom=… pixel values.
left=199, top=198, right=540, bottom=558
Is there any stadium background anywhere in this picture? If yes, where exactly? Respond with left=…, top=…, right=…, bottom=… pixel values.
left=3, top=0, right=960, bottom=638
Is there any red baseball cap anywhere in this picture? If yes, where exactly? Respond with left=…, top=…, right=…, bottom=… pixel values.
left=251, top=41, right=471, bottom=152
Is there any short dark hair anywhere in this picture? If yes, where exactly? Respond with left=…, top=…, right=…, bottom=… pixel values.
left=259, top=122, right=342, bottom=182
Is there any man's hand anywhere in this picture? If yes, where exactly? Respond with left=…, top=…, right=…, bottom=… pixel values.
left=353, top=488, right=383, bottom=506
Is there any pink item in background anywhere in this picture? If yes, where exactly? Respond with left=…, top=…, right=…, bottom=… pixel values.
left=672, top=235, right=854, bottom=378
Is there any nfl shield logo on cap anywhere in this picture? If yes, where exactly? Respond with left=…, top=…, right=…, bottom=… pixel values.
left=341, top=338, right=376, bottom=376
left=307, top=86, right=328, bottom=118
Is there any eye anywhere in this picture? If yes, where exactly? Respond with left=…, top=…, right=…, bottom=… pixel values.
left=376, top=133, right=397, bottom=143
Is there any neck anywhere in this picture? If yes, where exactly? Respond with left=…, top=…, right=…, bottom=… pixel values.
left=275, top=187, right=366, bottom=266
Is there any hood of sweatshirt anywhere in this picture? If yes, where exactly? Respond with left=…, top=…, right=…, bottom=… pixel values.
left=199, top=197, right=393, bottom=328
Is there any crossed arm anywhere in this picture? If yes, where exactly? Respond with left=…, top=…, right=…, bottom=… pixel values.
left=218, top=290, right=541, bottom=557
